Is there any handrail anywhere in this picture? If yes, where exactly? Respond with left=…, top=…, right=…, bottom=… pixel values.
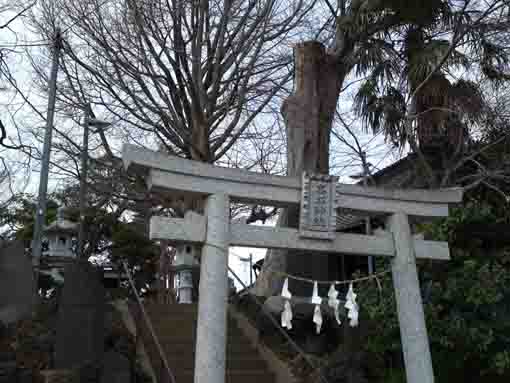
left=228, top=266, right=330, bottom=383
left=122, top=261, right=177, bottom=383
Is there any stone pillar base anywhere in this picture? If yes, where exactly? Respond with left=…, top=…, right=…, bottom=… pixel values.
left=40, top=369, right=79, bottom=383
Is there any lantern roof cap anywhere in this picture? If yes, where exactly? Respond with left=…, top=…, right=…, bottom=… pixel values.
left=43, top=206, right=78, bottom=234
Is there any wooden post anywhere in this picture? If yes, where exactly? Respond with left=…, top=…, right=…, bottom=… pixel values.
left=194, top=194, right=230, bottom=383
left=387, top=212, right=435, bottom=383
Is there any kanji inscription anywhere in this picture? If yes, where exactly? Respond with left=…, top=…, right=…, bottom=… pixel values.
left=299, top=172, right=338, bottom=240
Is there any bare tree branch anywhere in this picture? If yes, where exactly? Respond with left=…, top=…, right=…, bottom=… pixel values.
left=0, top=1, right=36, bottom=29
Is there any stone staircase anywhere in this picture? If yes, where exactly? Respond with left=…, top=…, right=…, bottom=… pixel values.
left=137, top=303, right=275, bottom=383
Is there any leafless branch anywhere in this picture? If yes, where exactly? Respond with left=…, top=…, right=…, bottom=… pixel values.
left=0, top=1, right=36, bottom=29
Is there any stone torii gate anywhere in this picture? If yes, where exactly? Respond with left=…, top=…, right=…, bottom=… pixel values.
left=123, top=144, right=463, bottom=383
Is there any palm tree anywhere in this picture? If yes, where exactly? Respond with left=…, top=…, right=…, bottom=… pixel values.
left=351, top=0, right=509, bottom=173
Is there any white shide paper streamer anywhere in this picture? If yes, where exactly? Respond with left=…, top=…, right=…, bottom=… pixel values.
left=344, top=283, right=359, bottom=327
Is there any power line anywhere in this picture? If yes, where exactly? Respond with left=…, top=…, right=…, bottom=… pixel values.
left=60, top=0, right=112, bottom=35
left=0, top=41, right=51, bottom=48
left=0, top=0, right=111, bottom=49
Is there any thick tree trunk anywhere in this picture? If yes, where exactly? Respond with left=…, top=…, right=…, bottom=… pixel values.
left=191, top=114, right=211, bottom=162
left=254, top=41, right=347, bottom=297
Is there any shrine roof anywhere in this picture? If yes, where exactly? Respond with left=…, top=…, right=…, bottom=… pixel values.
left=336, top=154, right=419, bottom=230
left=44, top=219, right=78, bottom=234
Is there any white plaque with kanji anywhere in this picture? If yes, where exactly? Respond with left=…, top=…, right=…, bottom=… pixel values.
left=299, top=172, right=338, bottom=240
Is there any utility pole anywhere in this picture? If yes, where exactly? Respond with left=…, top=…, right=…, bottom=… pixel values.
left=77, top=103, right=91, bottom=259
left=249, top=253, right=253, bottom=286
left=32, top=29, right=63, bottom=271
left=76, top=108, right=109, bottom=259
left=361, top=151, right=374, bottom=274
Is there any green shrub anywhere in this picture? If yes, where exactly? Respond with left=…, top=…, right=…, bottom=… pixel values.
left=359, top=201, right=510, bottom=382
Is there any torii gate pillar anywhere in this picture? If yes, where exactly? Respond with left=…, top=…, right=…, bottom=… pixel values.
left=194, top=194, right=230, bottom=383
left=388, top=212, right=434, bottom=383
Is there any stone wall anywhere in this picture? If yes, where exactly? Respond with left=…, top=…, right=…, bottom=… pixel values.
left=55, top=261, right=105, bottom=370
left=0, top=241, right=35, bottom=325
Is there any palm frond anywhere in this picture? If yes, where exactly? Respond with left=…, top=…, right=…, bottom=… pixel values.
left=378, top=0, right=450, bottom=26
left=450, top=80, right=485, bottom=124
left=405, top=37, right=469, bottom=86
left=371, top=59, right=401, bottom=85
left=342, top=1, right=392, bottom=38
left=380, top=86, right=408, bottom=147
left=354, top=38, right=400, bottom=81
left=354, top=80, right=406, bottom=146
left=437, top=7, right=473, bottom=31
left=354, top=79, right=381, bottom=132
left=482, top=41, right=509, bottom=66
left=347, top=0, right=450, bottom=39
left=480, top=40, right=510, bottom=83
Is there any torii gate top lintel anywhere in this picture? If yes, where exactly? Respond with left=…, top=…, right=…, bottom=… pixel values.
left=123, top=144, right=463, bottom=218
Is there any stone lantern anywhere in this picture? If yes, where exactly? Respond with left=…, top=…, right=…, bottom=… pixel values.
left=173, top=244, right=199, bottom=304
left=43, top=207, right=78, bottom=259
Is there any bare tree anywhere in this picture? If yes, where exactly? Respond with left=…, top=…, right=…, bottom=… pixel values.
left=28, top=0, right=314, bottom=163
left=1, top=0, right=319, bottom=239
left=0, top=1, right=37, bottom=206
left=0, top=0, right=36, bottom=150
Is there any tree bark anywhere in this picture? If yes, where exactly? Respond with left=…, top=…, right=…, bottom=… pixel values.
left=255, top=41, right=347, bottom=296
left=191, top=112, right=211, bottom=163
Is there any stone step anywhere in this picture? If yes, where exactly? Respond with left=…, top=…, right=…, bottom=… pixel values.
left=148, top=319, right=241, bottom=329
left=146, top=320, right=241, bottom=333
left=161, top=341, right=259, bottom=356
left=172, top=370, right=275, bottom=383
left=169, top=376, right=275, bottom=383
left=144, top=303, right=198, bottom=309
left=146, top=328, right=246, bottom=341
left=156, top=337, right=253, bottom=348
left=139, top=333, right=255, bottom=353
left=149, top=326, right=247, bottom=339
left=142, top=317, right=245, bottom=332
left=166, top=355, right=268, bottom=370
left=145, top=313, right=238, bottom=323
left=143, top=304, right=198, bottom=314
left=140, top=304, right=275, bottom=383
left=148, top=321, right=240, bottom=330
